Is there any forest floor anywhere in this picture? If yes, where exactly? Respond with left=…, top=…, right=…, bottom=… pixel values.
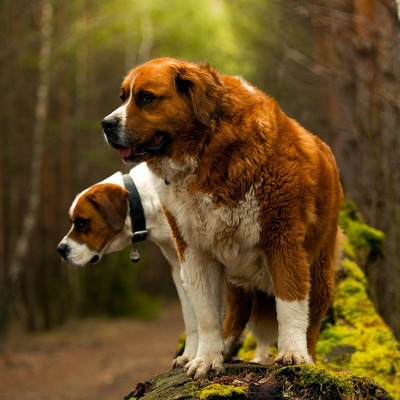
left=0, top=301, right=184, bottom=400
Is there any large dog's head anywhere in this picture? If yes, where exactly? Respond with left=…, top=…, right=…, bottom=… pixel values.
left=57, top=183, right=130, bottom=266
left=102, top=58, right=225, bottom=165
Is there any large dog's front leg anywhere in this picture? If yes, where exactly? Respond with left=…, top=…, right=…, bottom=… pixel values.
left=181, top=250, right=225, bottom=379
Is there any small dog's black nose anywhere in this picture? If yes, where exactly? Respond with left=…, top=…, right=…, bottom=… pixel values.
left=101, top=117, right=119, bottom=132
left=57, top=243, right=69, bottom=259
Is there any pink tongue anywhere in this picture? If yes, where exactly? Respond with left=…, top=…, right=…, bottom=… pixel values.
left=118, top=147, right=132, bottom=158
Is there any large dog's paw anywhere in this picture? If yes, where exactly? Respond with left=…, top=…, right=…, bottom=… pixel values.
left=172, top=355, right=190, bottom=368
left=184, top=354, right=225, bottom=379
left=274, top=350, right=313, bottom=366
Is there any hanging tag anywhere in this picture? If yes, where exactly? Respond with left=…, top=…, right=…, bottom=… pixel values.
left=130, top=248, right=141, bottom=263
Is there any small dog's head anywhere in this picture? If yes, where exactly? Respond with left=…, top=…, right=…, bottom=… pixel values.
left=101, top=58, right=225, bottom=165
left=57, top=183, right=130, bottom=266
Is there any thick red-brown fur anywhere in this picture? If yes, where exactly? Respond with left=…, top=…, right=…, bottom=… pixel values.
left=104, top=58, right=344, bottom=365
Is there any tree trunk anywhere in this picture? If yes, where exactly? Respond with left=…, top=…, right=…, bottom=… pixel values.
left=0, top=0, right=53, bottom=332
left=310, top=0, right=400, bottom=338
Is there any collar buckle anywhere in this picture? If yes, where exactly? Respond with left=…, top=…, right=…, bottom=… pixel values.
left=132, top=230, right=147, bottom=243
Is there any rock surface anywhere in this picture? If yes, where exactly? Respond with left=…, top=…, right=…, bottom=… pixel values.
left=124, top=363, right=394, bottom=399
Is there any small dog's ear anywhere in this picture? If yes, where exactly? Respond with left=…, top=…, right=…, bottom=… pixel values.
left=88, top=186, right=129, bottom=232
left=175, top=63, right=224, bottom=126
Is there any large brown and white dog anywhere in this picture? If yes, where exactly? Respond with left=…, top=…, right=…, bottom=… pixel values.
left=101, top=58, right=344, bottom=378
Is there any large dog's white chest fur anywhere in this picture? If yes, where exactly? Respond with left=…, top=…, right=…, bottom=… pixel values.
left=153, top=175, right=273, bottom=292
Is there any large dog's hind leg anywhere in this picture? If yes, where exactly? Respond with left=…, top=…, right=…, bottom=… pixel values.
left=248, top=293, right=278, bottom=364
left=222, top=284, right=252, bottom=361
left=267, top=239, right=313, bottom=365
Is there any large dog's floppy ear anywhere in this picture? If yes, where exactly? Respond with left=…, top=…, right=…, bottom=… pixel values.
left=175, top=62, right=224, bottom=127
left=88, top=185, right=129, bottom=232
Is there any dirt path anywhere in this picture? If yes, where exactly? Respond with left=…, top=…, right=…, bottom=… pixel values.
left=0, top=301, right=184, bottom=400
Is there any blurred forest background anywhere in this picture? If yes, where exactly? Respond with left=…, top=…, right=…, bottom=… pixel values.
left=0, top=0, right=399, bottom=340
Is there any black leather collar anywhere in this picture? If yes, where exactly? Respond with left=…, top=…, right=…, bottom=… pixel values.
left=122, top=174, right=147, bottom=243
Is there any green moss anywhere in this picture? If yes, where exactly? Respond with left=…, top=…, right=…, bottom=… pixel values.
left=236, top=332, right=256, bottom=361
left=198, top=383, right=247, bottom=399
left=339, top=200, right=384, bottom=266
left=276, top=364, right=354, bottom=398
left=175, top=332, right=186, bottom=357
left=275, top=364, right=394, bottom=399
left=317, top=207, right=400, bottom=398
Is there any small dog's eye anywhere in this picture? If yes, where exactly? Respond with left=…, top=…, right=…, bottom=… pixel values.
left=120, top=88, right=126, bottom=102
left=138, top=92, right=155, bottom=106
left=74, top=218, right=89, bottom=233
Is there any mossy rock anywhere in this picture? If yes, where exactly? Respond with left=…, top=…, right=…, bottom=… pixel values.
left=123, top=363, right=393, bottom=399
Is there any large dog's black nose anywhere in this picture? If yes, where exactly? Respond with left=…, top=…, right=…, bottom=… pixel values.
left=101, top=117, right=119, bottom=133
left=57, top=243, right=69, bottom=259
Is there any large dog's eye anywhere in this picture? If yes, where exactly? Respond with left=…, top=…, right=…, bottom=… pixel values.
left=74, top=218, right=89, bottom=233
left=137, top=92, right=155, bottom=106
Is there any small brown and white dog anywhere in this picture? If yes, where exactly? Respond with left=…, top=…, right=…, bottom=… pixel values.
left=57, top=163, right=199, bottom=364
left=57, top=163, right=272, bottom=367
left=101, top=58, right=344, bottom=378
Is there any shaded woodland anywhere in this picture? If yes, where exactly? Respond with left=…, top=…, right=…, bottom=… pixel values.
left=0, top=0, right=399, bottom=341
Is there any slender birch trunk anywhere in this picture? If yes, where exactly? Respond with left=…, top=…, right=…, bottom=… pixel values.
left=0, top=0, right=53, bottom=332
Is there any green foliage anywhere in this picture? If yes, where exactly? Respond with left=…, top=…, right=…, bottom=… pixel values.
left=68, top=0, right=243, bottom=75
left=150, top=0, right=240, bottom=73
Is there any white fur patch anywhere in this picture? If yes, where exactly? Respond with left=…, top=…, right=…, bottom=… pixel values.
left=236, top=75, right=256, bottom=93
left=60, top=235, right=100, bottom=266
left=103, top=77, right=136, bottom=129
left=153, top=176, right=273, bottom=293
left=275, top=297, right=311, bottom=363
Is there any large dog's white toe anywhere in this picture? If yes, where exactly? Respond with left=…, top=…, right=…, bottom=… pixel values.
left=172, top=355, right=190, bottom=368
left=274, top=350, right=313, bottom=366
left=184, top=354, right=225, bottom=379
